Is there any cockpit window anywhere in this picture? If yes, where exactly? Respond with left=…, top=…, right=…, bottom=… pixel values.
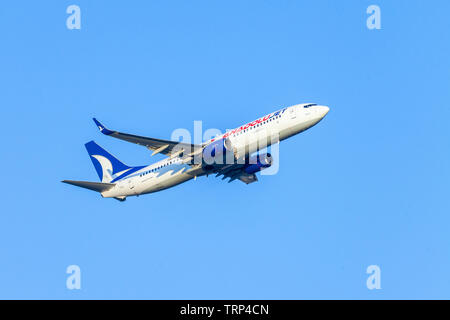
left=304, top=104, right=318, bottom=108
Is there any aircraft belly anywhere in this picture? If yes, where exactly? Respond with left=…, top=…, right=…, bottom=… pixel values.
left=293, top=118, right=321, bottom=135
left=141, top=171, right=193, bottom=195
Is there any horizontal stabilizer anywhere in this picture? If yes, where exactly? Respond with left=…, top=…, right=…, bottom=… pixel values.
left=61, top=180, right=115, bottom=193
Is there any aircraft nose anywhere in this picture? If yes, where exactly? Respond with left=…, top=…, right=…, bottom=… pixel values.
left=317, top=105, right=330, bottom=118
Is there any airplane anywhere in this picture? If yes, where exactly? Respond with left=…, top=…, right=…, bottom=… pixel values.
left=62, top=103, right=329, bottom=201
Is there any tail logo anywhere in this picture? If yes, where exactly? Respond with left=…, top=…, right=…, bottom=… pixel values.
left=91, top=155, right=131, bottom=183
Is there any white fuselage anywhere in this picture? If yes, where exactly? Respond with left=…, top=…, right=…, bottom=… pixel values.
left=101, top=103, right=329, bottom=199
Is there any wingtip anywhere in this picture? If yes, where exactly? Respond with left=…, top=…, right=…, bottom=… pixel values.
left=92, top=118, right=114, bottom=135
left=92, top=118, right=103, bottom=130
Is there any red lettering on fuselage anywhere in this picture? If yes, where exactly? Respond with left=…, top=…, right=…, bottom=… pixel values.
left=215, top=108, right=286, bottom=141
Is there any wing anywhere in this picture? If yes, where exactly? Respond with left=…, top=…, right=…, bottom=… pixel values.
left=93, top=118, right=202, bottom=157
left=213, top=165, right=259, bottom=184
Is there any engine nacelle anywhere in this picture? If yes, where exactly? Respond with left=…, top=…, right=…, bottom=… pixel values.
left=202, top=138, right=234, bottom=165
left=244, top=153, right=272, bottom=174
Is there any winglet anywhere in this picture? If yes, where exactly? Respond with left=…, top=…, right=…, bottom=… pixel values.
left=93, top=118, right=114, bottom=135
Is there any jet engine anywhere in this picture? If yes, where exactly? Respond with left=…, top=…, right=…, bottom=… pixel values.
left=244, top=153, right=273, bottom=174
left=202, top=138, right=234, bottom=166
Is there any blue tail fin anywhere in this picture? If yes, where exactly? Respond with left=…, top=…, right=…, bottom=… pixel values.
left=85, top=141, right=131, bottom=183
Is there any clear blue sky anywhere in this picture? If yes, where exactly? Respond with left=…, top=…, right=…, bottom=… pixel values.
left=0, top=0, right=449, bottom=299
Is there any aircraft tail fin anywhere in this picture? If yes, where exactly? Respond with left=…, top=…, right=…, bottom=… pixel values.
left=61, top=180, right=115, bottom=193
left=85, top=141, right=131, bottom=183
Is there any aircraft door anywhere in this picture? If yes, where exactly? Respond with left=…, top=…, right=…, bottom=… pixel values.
left=128, top=178, right=135, bottom=190
left=289, top=107, right=297, bottom=119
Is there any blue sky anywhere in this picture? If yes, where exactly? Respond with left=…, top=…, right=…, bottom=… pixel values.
left=0, top=0, right=449, bottom=299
